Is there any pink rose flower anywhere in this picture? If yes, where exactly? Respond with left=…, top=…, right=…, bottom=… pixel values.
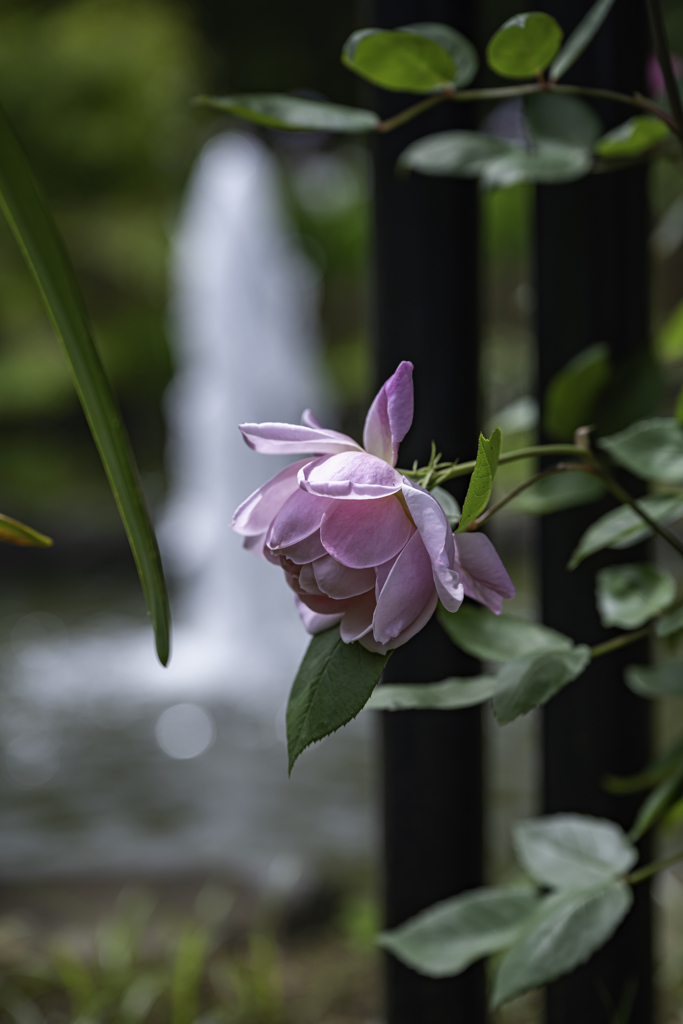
left=232, top=362, right=515, bottom=653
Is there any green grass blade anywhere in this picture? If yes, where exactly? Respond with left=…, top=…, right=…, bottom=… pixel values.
left=0, top=103, right=170, bottom=664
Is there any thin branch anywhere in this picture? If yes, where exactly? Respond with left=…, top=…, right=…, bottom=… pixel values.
left=597, top=469, right=683, bottom=562
left=591, top=626, right=652, bottom=660
left=376, top=94, right=446, bottom=133
left=646, top=0, right=683, bottom=138
left=472, top=463, right=593, bottom=528
left=627, top=846, right=683, bottom=885
left=426, top=444, right=591, bottom=487
left=550, top=82, right=677, bottom=132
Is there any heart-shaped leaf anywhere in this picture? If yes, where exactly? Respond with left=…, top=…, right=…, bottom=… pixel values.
left=595, top=115, right=670, bottom=158
left=366, top=676, right=497, bottom=711
left=493, top=645, right=591, bottom=724
left=287, top=626, right=388, bottom=772
left=598, top=417, right=683, bottom=484
left=458, top=428, right=502, bottom=531
left=379, top=887, right=537, bottom=978
left=625, top=661, right=683, bottom=698
left=401, top=23, right=479, bottom=87
left=480, top=140, right=591, bottom=189
left=490, top=883, right=632, bottom=1008
left=399, top=130, right=511, bottom=178
left=596, top=563, right=676, bottom=630
left=195, top=94, right=379, bottom=133
left=568, top=493, right=683, bottom=569
left=342, top=28, right=455, bottom=93
left=438, top=602, right=572, bottom=663
left=513, top=814, right=637, bottom=890
left=486, top=13, right=564, bottom=80
left=656, top=603, right=683, bottom=638
left=525, top=93, right=602, bottom=147
left=549, top=0, right=617, bottom=81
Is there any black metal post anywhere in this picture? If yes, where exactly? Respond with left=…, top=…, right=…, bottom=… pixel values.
left=536, top=1, right=652, bottom=1021
left=369, top=2, right=485, bottom=1022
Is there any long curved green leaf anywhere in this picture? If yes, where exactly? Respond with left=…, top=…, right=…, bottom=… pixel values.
left=0, top=512, right=53, bottom=548
left=549, top=0, right=616, bottom=82
left=0, top=103, right=170, bottom=664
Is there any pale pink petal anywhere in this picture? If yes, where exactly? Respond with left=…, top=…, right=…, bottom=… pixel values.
left=232, top=458, right=313, bottom=536
left=320, top=496, right=413, bottom=569
left=301, top=409, right=323, bottom=428
left=363, top=361, right=414, bottom=466
left=360, top=591, right=438, bottom=654
left=372, top=531, right=435, bottom=644
left=340, top=591, right=376, bottom=643
left=298, top=562, right=325, bottom=596
left=239, top=422, right=362, bottom=456
left=453, top=533, right=516, bottom=614
left=296, top=591, right=356, bottom=615
left=299, top=452, right=403, bottom=500
left=313, top=555, right=376, bottom=599
left=375, top=555, right=398, bottom=598
left=267, top=491, right=331, bottom=552
left=401, top=478, right=463, bottom=609
left=401, top=479, right=455, bottom=568
left=295, top=596, right=343, bottom=636
left=284, top=531, right=327, bottom=565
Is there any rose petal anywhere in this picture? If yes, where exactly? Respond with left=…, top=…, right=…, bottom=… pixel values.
left=363, top=361, right=414, bottom=466
left=453, top=532, right=516, bottom=614
left=284, top=531, right=327, bottom=565
left=232, top=458, right=313, bottom=536
left=401, top=479, right=455, bottom=568
left=242, top=531, right=267, bottom=558
left=321, top=496, right=413, bottom=569
left=267, top=490, right=332, bottom=552
left=301, top=409, right=323, bottom=428
left=313, top=555, right=376, bottom=599
left=372, top=530, right=435, bottom=644
left=360, top=591, right=438, bottom=654
left=295, top=596, right=343, bottom=636
left=298, top=561, right=325, bottom=596
left=340, top=591, right=376, bottom=643
left=239, top=421, right=362, bottom=456
left=433, top=566, right=465, bottom=612
left=299, top=452, right=403, bottom=500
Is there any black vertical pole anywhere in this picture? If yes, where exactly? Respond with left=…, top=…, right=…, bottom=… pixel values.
left=536, top=1, right=652, bottom=1021
left=370, top=3, right=485, bottom=1023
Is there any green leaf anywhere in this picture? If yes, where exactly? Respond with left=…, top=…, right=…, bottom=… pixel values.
left=629, top=757, right=683, bottom=840
left=512, top=472, right=606, bottom=516
left=172, top=927, right=209, bottom=1024
left=195, top=93, right=379, bottom=133
left=595, top=115, right=671, bottom=158
left=513, top=814, right=637, bottom=890
left=543, top=343, right=611, bottom=441
left=399, top=130, right=511, bottom=178
left=431, top=486, right=460, bottom=527
left=366, top=676, right=497, bottom=711
left=379, top=887, right=538, bottom=978
left=457, top=428, right=502, bottom=532
left=656, top=603, right=683, bottom=638
left=0, top=103, right=170, bottom=664
left=549, top=0, right=617, bottom=81
left=625, top=661, right=683, bottom=698
left=401, top=23, right=479, bottom=87
left=490, top=883, right=632, bottom=1009
left=486, top=13, right=564, bottom=80
left=525, top=93, right=603, bottom=147
left=287, top=626, right=388, bottom=771
left=342, top=28, right=456, bottom=93
left=486, top=395, right=538, bottom=436
left=676, top=384, right=683, bottom=425
left=480, top=141, right=592, bottom=189
left=568, top=493, right=683, bottom=569
left=659, top=297, right=683, bottom=363
left=493, top=645, right=591, bottom=724
left=598, top=417, right=683, bottom=484
left=438, top=602, right=572, bottom=662
left=596, top=563, right=676, bottom=630
left=0, top=512, right=53, bottom=548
